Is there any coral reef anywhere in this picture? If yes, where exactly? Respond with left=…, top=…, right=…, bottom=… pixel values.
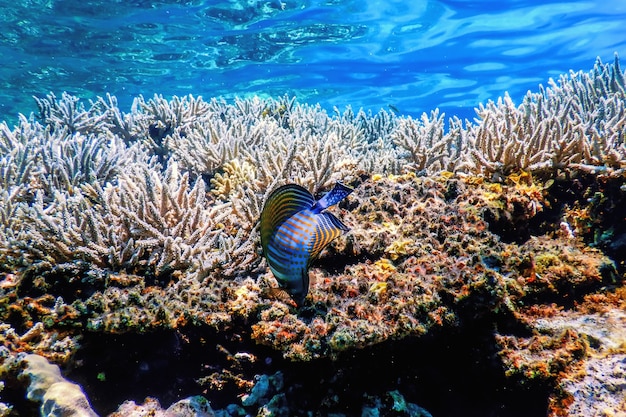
left=2, top=56, right=625, bottom=281
left=0, top=56, right=625, bottom=416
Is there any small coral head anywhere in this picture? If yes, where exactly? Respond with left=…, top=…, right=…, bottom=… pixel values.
left=260, top=182, right=354, bottom=305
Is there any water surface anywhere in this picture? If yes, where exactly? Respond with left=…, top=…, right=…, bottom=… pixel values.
left=1, top=0, right=625, bottom=122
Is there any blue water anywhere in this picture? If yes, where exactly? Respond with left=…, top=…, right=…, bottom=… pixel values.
left=1, top=0, right=625, bottom=123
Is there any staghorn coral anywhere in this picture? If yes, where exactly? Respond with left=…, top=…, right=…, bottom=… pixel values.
left=209, top=158, right=257, bottom=201
left=34, top=92, right=109, bottom=136
left=0, top=114, right=124, bottom=201
left=389, top=54, right=626, bottom=179
left=392, top=109, right=468, bottom=173
left=3, top=55, right=623, bottom=276
left=0, top=129, right=243, bottom=278
left=468, top=54, right=626, bottom=178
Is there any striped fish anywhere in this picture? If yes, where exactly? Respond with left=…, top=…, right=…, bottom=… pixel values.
left=260, top=182, right=354, bottom=305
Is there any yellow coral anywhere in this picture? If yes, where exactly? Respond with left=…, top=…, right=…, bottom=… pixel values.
left=507, top=171, right=533, bottom=186
left=373, top=258, right=396, bottom=273
left=210, top=158, right=256, bottom=200
left=387, top=172, right=417, bottom=183
left=486, top=183, right=503, bottom=194
left=384, top=239, right=414, bottom=260
left=234, top=286, right=250, bottom=298
left=534, top=253, right=560, bottom=274
left=462, top=175, right=484, bottom=186
left=368, top=281, right=388, bottom=296
left=229, top=280, right=260, bottom=317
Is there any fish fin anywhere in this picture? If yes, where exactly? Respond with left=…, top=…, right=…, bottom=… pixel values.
left=309, top=212, right=349, bottom=259
left=311, top=182, right=354, bottom=213
left=260, top=184, right=315, bottom=250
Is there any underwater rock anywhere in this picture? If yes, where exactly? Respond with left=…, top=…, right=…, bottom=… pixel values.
left=534, top=309, right=626, bottom=352
left=241, top=371, right=284, bottom=408
left=559, top=354, right=626, bottom=417
left=167, top=396, right=215, bottom=417
left=526, top=309, right=626, bottom=416
left=361, top=390, right=433, bottom=417
left=496, top=303, right=626, bottom=416
left=110, top=396, right=215, bottom=417
left=110, top=398, right=165, bottom=416
left=241, top=373, right=270, bottom=407
left=251, top=174, right=617, bottom=360
left=220, top=403, right=246, bottom=417
left=20, top=354, right=97, bottom=417
left=257, top=393, right=289, bottom=417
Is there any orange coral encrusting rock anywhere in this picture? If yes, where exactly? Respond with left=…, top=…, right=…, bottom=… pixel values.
left=246, top=174, right=618, bottom=361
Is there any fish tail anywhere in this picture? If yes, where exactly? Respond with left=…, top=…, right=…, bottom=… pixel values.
left=312, top=182, right=354, bottom=212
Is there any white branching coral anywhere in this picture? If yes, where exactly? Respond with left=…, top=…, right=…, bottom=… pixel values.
left=392, top=109, right=460, bottom=173
left=389, top=54, right=626, bottom=179
left=2, top=155, right=236, bottom=276
left=104, top=160, right=230, bottom=274
left=0, top=55, right=625, bottom=279
left=466, top=54, right=626, bottom=177
left=468, top=92, right=591, bottom=178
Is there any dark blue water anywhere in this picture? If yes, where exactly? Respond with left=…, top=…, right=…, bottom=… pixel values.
left=1, top=0, right=625, bottom=123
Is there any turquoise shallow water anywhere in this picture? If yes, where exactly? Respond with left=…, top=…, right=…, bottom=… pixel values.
left=1, top=0, right=625, bottom=122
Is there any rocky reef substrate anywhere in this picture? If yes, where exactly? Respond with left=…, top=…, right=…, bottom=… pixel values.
left=1, top=170, right=625, bottom=417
